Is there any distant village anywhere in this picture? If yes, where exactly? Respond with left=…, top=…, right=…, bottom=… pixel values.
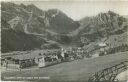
left=1, top=41, right=128, bottom=70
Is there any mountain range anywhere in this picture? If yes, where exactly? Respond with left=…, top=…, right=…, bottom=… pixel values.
left=1, top=2, right=128, bottom=53
left=70, top=11, right=128, bottom=46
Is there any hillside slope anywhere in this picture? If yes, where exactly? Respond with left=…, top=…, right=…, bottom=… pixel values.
left=1, top=2, right=80, bottom=53
left=1, top=2, right=79, bottom=34
left=2, top=52, right=127, bottom=81
left=70, top=11, right=128, bottom=47
left=1, top=28, right=47, bottom=53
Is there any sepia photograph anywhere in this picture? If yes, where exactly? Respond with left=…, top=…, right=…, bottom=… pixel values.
left=0, top=0, right=128, bottom=82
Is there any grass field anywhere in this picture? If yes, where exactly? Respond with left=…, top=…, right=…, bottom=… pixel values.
left=1, top=51, right=128, bottom=82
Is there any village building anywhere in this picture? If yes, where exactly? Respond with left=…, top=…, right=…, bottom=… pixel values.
left=1, top=51, right=42, bottom=69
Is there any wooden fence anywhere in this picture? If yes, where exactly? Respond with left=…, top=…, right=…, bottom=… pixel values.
left=88, top=60, right=128, bottom=82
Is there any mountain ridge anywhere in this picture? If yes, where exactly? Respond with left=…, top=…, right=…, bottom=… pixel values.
left=1, top=2, right=128, bottom=53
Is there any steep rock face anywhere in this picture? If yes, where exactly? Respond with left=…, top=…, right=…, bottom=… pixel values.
left=1, top=2, right=80, bottom=52
left=1, top=2, right=79, bottom=34
left=69, top=11, right=128, bottom=47
left=74, top=12, right=128, bottom=53
left=45, top=9, right=79, bottom=33
left=2, top=2, right=127, bottom=53
left=8, top=16, right=25, bottom=32
left=80, top=11, right=127, bottom=35
left=72, top=11, right=127, bottom=43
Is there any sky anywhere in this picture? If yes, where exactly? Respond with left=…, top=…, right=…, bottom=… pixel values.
left=6, top=1, right=128, bottom=20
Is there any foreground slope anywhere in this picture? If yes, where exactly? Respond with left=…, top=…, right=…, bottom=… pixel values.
left=2, top=51, right=128, bottom=82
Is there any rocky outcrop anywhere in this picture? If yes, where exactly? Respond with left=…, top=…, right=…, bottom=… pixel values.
left=70, top=11, right=127, bottom=47
left=1, top=2, right=127, bottom=53
left=76, top=11, right=126, bottom=39
left=1, top=2, right=79, bottom=34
